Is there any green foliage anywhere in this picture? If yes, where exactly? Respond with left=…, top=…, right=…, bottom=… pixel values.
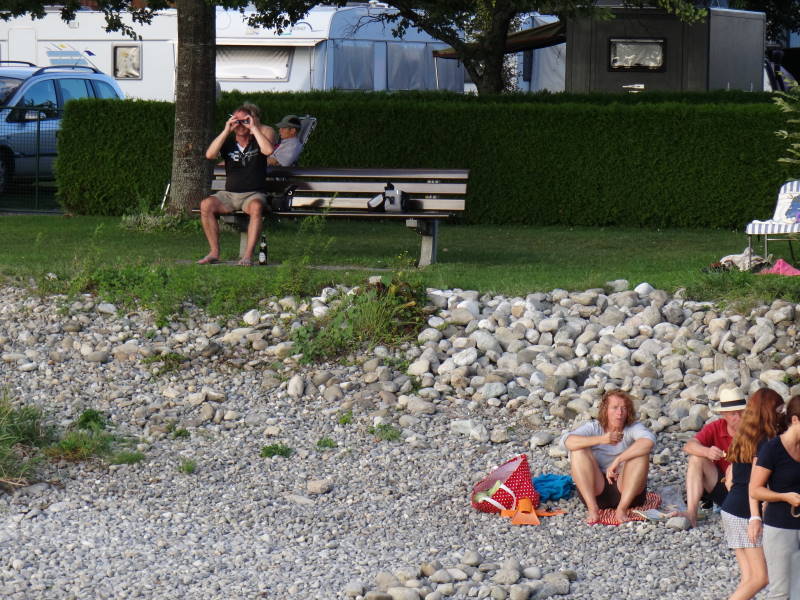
left=171, top=428, right=190, bottom=439
left=109, top=451, right=145, bottom=465
left=178, top=458, right=197, bottom=474
left=260, top=443, right=293, bottom=458
left=75, top=409, right=106, bottom=431
left=316, top=437, right=337, bottom=450
left=368, top=423, right=402, bottom=442
left=59, top=91, right=790, bottom=227
left=0, top=392, right=54, bottom=487
left=291, top=277, right=426, bottom=363
left=337, top=410, right=353, bottom=425
left=57, top=99, right=174, bottom=215
left=143, top=352, right=188, bottom=377
left=46, top=428, right=113, bottom=461
left=273, top=215, right=333, bottom=297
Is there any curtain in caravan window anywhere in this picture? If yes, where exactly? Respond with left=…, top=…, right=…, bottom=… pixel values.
left=387, top=43, right=426, bottom=90
left=431, top=52, right=464, bottom=91
left=333, top=41, right=373, bottom=90
left=216, top=46, right=292, bottom=80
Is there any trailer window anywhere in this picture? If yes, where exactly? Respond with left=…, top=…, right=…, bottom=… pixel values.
left=333, top=41, right=373, bottom=90
left=388, top=44, right=427, bottom=90
left=216, top=46, right=292, bottom=81
left=609, top=38, right=665, bottom=72
left=0, top=78, right=22, bottom=105
left=114, top=46, right=141, bottom=79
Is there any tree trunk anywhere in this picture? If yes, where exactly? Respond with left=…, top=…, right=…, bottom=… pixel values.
left=167, top=0, right=216, bottom=215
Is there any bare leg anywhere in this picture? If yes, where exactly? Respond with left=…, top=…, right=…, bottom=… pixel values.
left=569, top=448, right=605, bottom=524
left=239, top=199, right=264, bottom=264
left=614, top=454, right=649, bottom=523
left=198, top=195, right=232, bottom=263
left=683, top=454, right=719, bottom=527
left=729, top=547, right=767, bottom=600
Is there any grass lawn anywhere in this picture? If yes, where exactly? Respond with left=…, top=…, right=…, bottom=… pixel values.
left=2, top=215, right=799, bottom=318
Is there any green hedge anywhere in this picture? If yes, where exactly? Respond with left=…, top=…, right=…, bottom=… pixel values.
left=57, top=98, right=174, bottom=216
left=57, top=91, right=792, bottom=227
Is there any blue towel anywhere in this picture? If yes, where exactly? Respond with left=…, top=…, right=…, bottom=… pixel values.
left=533, top=474, right=574, bottom=502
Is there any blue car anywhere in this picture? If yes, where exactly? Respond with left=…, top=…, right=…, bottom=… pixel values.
left=0, top=62, right=124, bottom=193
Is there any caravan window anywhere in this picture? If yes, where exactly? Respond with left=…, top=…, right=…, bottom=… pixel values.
left=333, top=41, right=373, bottom=90
left=114, top=46, right=141, bottom=79
left=216, top=46, right=292, bottom=81
left=388, top=44, right=427, bottom=90
left=609, top=38, right=665, bottom=72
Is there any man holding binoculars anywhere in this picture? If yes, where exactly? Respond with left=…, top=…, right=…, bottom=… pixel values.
left=197, top=103, right=277, bottom=266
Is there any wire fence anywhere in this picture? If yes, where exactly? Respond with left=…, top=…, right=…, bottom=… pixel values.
left=0, top=104, right=62, bottom=212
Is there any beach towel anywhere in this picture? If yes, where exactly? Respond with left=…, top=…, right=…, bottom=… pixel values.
left=532, top=474, right=574, bottom=502
left=594, top=492, right=661, bottom=526
left=759, top=258, right=800, bottom=276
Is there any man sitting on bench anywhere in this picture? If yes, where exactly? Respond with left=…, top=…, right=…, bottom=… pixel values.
left=197, top=103, right=277, bottom=266
left=267, top=115, right=305, bottom=167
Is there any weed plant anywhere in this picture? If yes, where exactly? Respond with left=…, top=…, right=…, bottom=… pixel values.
left=292, top=277, right=426, bottom=363
left=143, top=352, right=188, bottom=377
left=316, top=437, right=337, bottom=450
left=171, top=428, right=190, bottom=439
left=178, top=458, right=197, bottom=474
left=337, top=411, right=353, bottom=425
left=368, top=424, right=402, bottom=442
left=260, top=444, right=293, bottom=458
left=46, top=429, right=113, bottom=461
left=273, top=215, right=333, bottom=297
left=109, top=451, right=145, bottom=465
left=0, top=393, right=55, bottom=487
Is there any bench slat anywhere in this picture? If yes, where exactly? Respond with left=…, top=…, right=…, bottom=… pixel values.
left=291, top=181, right=467, bottom=194
left=213, top=166, right=469, bottom=180
left=290, top=197, right=464, bottom=211
left=272, top=210, right=450, bottom=219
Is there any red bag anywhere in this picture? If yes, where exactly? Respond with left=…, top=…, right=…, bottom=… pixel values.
left=471, top=454, right=540, bottom=513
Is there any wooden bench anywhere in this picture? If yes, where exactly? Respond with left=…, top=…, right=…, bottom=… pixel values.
left=210, top=166, right=469, bottom=267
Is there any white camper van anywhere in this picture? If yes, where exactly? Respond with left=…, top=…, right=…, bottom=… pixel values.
left=0, top=3, right=464, bottom=101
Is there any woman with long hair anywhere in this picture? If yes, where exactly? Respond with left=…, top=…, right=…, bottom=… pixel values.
left=720, top=388, right=785, bottom=600
left=750, top=395, right=800, bottom=600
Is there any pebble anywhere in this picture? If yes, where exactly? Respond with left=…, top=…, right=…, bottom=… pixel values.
left=0, top=282, right=780, bottom=600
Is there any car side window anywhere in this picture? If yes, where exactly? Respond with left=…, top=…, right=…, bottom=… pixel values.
left=58, top=79, right=92, bottom=105
left=15, top=79, right=59, bottom=120
left=92, top=80, right=120, bottom=99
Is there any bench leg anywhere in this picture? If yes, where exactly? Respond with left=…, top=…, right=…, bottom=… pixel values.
left=407, top=219, right=439, bottom=267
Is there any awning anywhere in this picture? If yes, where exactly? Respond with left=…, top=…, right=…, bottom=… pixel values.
left=216, top=38, right=325, bottom=47
left=433, top=20, right=566, bottom=59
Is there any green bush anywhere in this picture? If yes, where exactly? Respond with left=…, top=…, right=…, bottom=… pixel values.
left=57, top=91, right=792, bottom=227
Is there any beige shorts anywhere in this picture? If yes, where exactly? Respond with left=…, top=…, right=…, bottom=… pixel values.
left=213, top=190, right=266, bottom=212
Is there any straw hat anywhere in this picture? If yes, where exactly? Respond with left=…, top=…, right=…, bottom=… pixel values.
left=714, top=387, right=747, bottom=412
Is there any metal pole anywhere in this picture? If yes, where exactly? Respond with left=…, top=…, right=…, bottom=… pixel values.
left=34, top=109, right=41, bottom=210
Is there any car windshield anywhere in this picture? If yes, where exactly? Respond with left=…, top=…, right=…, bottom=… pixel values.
left=0, top=77, right=23, bottom=106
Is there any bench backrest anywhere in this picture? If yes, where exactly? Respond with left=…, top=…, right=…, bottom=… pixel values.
left=212, top=166, right=468, bottom=213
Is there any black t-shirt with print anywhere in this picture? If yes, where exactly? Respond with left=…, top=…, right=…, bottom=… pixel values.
left=222, top=138, right=266, bottom=193
left=757, top=436, right=800, bottom=529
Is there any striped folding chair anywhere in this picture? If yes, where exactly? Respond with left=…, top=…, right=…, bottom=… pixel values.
left=746, top=180, right=800, bottom=266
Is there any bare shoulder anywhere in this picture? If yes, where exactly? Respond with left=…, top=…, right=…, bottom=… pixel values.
left=260, top=124, right=277, bottom=142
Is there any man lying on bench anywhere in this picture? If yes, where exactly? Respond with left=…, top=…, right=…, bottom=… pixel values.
left=197, top=105, right=303, bottom=266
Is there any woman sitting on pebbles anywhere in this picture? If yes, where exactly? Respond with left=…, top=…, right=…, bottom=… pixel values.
left=719, top=388, right=785, bottom=600
left=561, top=390, right=655, bottom=525
left=750, top=395, right=800, bottom=600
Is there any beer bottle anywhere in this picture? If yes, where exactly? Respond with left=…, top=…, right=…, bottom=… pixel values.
left=258, top=235, right=268, bottom=266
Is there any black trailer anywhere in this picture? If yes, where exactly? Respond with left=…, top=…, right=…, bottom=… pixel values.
left=566, top=7, right=765, bottom=92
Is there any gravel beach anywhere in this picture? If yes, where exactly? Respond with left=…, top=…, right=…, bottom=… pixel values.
left=0, top=281, right=789, bottom=600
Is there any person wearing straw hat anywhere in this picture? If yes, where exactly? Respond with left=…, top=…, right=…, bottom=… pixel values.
left=681, top=386, right=747, bottom=528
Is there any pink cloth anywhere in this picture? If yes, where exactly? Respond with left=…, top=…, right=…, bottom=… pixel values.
left=759, top=259, right=800, bottom=276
